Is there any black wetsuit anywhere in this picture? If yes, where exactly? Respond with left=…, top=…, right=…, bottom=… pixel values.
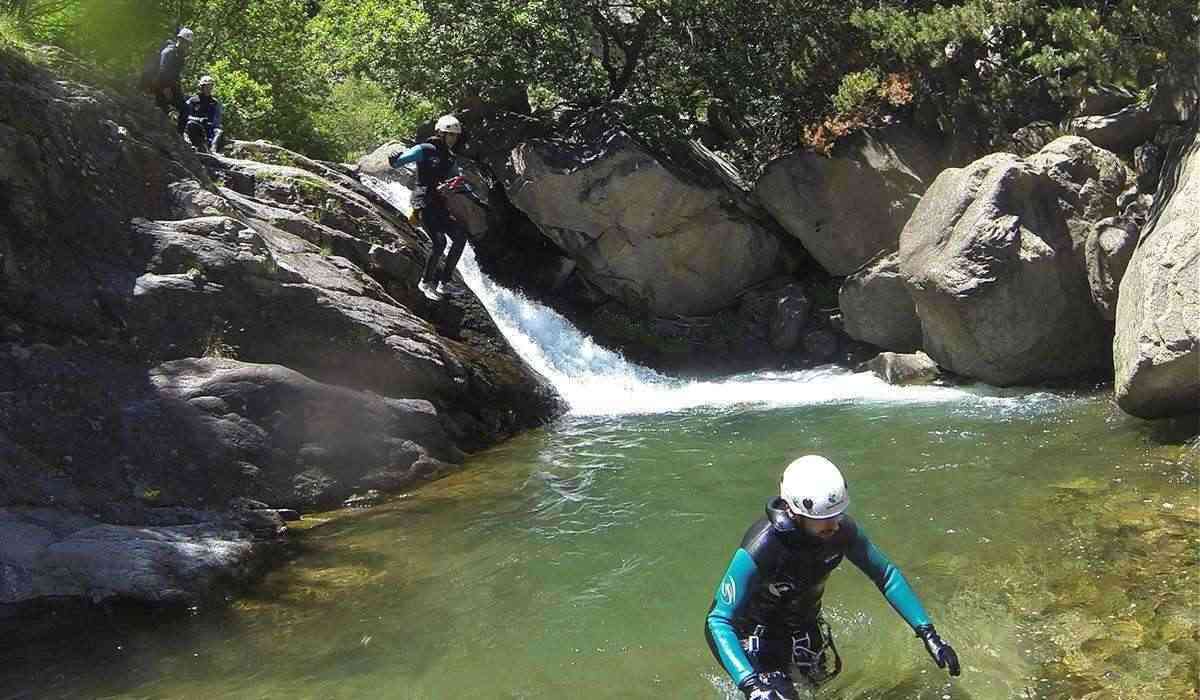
left=388, top=137, right=467, bottom=285
left=705, top=498, right=931, bottom=694
left=184, top=94, right=222, bottom=152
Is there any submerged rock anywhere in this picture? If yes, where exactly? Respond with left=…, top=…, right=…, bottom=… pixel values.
left=857, top=351, right=940, bottom=385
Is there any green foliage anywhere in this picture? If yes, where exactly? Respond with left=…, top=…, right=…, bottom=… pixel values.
left=6, top=0, right=1196, bottom=168
left=204, top=58, right=274, bottom=135
left=850, top=0, right=1198, bottom=147
left=832, top=69, right=882, bottom=115
left=311, top=77, right=436, bottom=162
left=0, top=11, right=30, bottom=51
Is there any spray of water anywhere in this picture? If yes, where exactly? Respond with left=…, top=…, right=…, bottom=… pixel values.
left=365, top=179, right=1064, bottom=417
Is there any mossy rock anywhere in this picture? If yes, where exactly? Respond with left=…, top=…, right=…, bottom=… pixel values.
left=1050, top=476, right=1108, bottom=495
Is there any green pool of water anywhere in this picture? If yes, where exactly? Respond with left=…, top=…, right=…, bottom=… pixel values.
left=4, top=388, right=1197, bottom=699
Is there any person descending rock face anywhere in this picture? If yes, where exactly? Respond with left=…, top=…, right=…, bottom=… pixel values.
left=705, top=455, right=961, bottom=699
left=388, top=114, right=471, bottom=301
left=140, top=27, right=194, bottom=137
left=184, top=75, right=223, bottom=153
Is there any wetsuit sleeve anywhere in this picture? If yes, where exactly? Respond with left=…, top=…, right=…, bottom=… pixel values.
left=704, top=548, right=759, bottom=688
left=211, top=101, right=222, bottom=131
left=846, top=526, right=931, bottom=630
left=388, top=143, right=432, bottom=168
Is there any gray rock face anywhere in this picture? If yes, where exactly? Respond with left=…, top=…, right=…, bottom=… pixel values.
left=858, top=351, right=941, bottom=385
left=0, top=50, right=562, bottom=612
left=0, top=507, right=274, bottom=607
left=899, top=137, right=1128, bottom=385
left=1069, top=106, right=1157, bottom=153
left=839, top=252, right=922, bottom=352
left=149, top=359, right=465, bottom=505
left=755, top=125, right=948, bottom=275
left=502, top=130, right=781, bottom=315
left=1085, top=216, right=1140, bottom=320
left=1000, top=121, right=1059, bottom=158
left=1114, top=126, right=1200, bottom=418
left=1077, top=85, right=1137, bottom=116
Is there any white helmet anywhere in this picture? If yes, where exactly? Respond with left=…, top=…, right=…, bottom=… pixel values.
left=198, top=75, right=215, bottom=88
left=780, top=455, right=849, bottom=519
left=177, top=27, right=195, bottom=42
left=434, top=114, right=463, bottom=134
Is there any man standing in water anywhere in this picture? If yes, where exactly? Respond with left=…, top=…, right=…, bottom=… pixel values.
left=705, top=455, right=961, bottom=699
left=388, top=114, right=471, bottom=301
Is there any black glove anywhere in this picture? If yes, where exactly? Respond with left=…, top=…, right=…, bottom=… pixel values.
left=917, top=624, right=961, bottom=676
left=739, top=673, right=788, bottom=700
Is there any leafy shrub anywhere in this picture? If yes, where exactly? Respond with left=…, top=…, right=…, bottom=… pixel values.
left=832, top=69, right=882, bottom=116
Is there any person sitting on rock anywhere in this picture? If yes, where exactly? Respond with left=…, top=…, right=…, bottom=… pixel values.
left=705, top=455, right=961, bottom=699
left=140, top=27, right=194, bottom=137
left=387, top=114, right=470, bottom=301
left=184, top=75, right=224, bottom=154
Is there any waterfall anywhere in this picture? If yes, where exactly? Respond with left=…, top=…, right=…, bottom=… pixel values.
left=366, top=179, right=1047, bottom=417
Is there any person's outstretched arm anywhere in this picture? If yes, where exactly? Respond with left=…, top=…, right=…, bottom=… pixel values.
left=388, top=143, right=433, bottom=168
left=847, top=523, right=961, bottom=675
left=845, top=523, right=931, bottom=629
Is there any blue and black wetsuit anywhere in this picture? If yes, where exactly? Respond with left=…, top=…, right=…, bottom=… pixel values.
left=184, top=94, right=222, bottom=152
left=388, top=137, right=467, bottom=286
left=705, top=498, right=931, bottom=693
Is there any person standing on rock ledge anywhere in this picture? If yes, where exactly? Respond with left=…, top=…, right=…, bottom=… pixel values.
left=139, top=27, right=194, bottom=138
left=705, top=455, right=961, bottom=699
left=184, top=75, right=224, bottom=154
left=387, top=114, right=472, bottom=301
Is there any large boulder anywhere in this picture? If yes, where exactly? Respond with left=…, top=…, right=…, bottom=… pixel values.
left=0, top=507, right=278, bottom=609
left=1114, top=125, right=1200, bottom=418
left=899, top=137, right=1129, bottom=385
left=501, top=129, right=782, bottom=315
left=1069, top=106, right=1158, bottom=154
left=149, top=358, right=464, bottom=504
left=839, top=252, right=922, bottom=352
left=755, top=125, right=950, bottom=275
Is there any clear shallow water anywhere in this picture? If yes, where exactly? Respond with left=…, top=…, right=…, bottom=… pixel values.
left=5, top=394, right=1195, bottom=699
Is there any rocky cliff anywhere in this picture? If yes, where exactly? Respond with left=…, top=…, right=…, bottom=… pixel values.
left=0, top=47, right=562, bottom=619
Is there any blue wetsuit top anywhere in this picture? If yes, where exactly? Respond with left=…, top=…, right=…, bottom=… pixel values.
left=388, top=143, right=436, bottom=167
left=705, top=498, right=931, bottom=687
